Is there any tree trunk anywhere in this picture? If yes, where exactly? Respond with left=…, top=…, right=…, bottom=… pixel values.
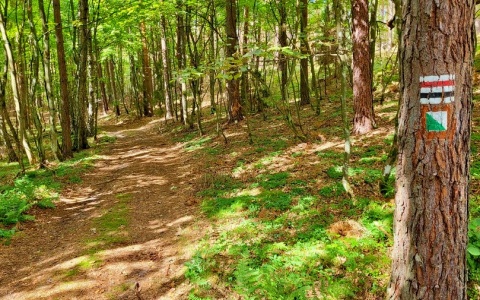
left=278, top=0, right=288, bottom=103
left=53, top=0, right=73, bottom=159
left=225, top=0, right=242, bottom=122
left=97, top=62, right=109, bottom=114
left=26, top=0, right=46, bottom=166
left=240, top=6, right=250, bottom=110
left=75, top=0, right=90, bottom=150
left=0, top=9, right=34, bottom=165
left=388, top=1, right=474, bottom=299
left=140, top=22, right=153, bottom=117
left=351, top=0, right=375, bottom=135
left=0, top=69, right=19, bottom=164
left=299, top=0, right=310, bottom=106
left=107, top=59, right=121, bottom=116
left=161, top=15, right=173, bottom=119
left=39, top=0, right=61, bottom=161
left=208, top=0, right=217, bottom=114
left=176, top=1, right=188, bottom=125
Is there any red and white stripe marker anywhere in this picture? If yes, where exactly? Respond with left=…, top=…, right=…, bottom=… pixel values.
left=420, top=74, right=455, bottom=104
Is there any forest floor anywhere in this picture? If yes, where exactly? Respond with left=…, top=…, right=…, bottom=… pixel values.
left=1, top=78, right=480, bottom=299
left=0, top=116, right=209, bottom=299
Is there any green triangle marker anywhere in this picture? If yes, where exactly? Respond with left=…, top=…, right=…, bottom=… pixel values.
left=426, top=111, right=447, bottom=131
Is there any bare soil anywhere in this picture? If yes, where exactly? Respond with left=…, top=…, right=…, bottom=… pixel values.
left=0, top=117, right=207, bottom=300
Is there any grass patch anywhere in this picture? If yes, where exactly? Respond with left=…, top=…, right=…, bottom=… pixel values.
left=84, top=193, right=131, bottom=253
left=185, top=136, right=213, bottom=152
left=96, top=135, right=117, bottom=144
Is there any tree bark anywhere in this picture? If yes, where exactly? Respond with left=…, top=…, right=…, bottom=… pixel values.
left=0, top=8, right=34, bottom=165
left=39, top=0, right=61, bottom=161
left=225, top=0, right=242, bottom=122
left=140, top=22, right=153, bottom=117
left=75, top=0, right=90, bottom=150
left=176, top=1, right=188, bottom=125
left=26, top=0, right=46, bottom=166
left=53, top=0, right=73, bottom=159
left=388, top=1, right=474, bottom=299
left=161, top=15, right=173, bottom=119
left=108, top=58, right=121, bottom=116
left=299, top=0, right=310, bottom=106
left=351, top=0, right=375, bottom=135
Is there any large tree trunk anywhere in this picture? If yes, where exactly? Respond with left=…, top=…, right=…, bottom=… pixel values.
left=225, top=0, right=242, bottom=122
left=388, top=1, right=474, bottom=299
left=53, top=0, right=73, bottom=159
left=351, top=0, right=375, bottom=135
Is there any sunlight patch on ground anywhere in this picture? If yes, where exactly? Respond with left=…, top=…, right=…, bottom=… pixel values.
left=59, top=192, right=96, bottom=205
left=167, top=215, right=194, bottom=227
left=0, top=280, right=97, bottom=300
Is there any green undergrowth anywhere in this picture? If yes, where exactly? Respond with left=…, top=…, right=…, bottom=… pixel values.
left=0, top=150, right=99, bottom=240
left=187, top=138, right=395, bottom=298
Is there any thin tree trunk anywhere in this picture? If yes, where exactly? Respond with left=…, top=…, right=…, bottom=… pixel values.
left=225, top=0, right=242, bottom=122
left=108, top=59, right=120, bottom=116
left=39, top=0, right=61, bottom=161
left=140, top=22, right=153, bottom=117
left=0, top=9, right=34, bottom=165
left=278, top=0, right=288, bottom=103
left=299, top=0, right=310, bottom=106
left=161, top=15, right=173, bottom=119
left=0, top=67, right=19, bottom=164
left=240, top=6, right=250, bottom=110
left=129, top=54, right=142, bottom=116
left=53, top=0, right=73, bottom=159
left=208, top=0, right=217, bottom=114
left=75, top=0, right=89, bottom=150
left=336, top=0, right=354, bottom=200
left=26, top=0, right=46, bottom=166
left=176, top=1, right=188, bottom=125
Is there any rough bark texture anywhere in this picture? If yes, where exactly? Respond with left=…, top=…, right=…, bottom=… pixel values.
left=53, top=0, right=73, bottom=159
left=351, top=0, right=375, bottom=135
left=388, top=1, right=474, bottom=299
left=225, top=0, right=243, bottom=122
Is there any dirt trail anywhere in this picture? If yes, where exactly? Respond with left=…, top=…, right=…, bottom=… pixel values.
left=0, top=118, right=206, bottom=299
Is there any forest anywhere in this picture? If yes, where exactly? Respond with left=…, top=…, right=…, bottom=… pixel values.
left=0, top=0, right=478, bottom=299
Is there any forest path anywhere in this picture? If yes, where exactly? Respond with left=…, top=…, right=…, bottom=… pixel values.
left=0, top=118, right=206, bottom=299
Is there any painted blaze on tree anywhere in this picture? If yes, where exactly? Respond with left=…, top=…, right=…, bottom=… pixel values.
left=388, top=1, right=474, bottom=299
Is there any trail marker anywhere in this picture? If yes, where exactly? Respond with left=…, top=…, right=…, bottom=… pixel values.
left=426, top=111, right=447, bottom=132
left=418, top=74, right=455, bottom=141
left=420, top=74, right=455, bottom=104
